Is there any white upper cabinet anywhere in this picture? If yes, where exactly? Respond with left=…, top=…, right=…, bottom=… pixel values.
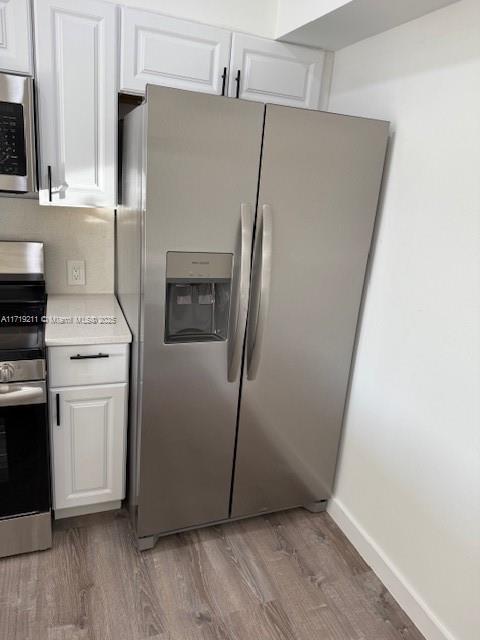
left=0, top=0, right=32, bottom=75
left=228, top=33, right=325, bottom=109
left=34, top=0, right=117, bottom=207
left=120, top=8, right=231, bottom=96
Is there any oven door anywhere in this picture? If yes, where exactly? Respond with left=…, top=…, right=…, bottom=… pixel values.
left=0, top=381, right=50, bottom=519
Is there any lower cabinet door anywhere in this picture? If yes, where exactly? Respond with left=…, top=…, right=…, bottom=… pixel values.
left=50, top=384, right=127, bottom=510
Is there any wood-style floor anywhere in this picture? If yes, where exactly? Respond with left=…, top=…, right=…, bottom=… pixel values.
left=0, top=508, right=424, bottom=640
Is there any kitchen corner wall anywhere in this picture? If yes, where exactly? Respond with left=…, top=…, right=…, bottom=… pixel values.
left=327, top=1, right=480, bottom=640
left=0, top=197, right=114, bottom=293
left=121, top=0, right=278, bottom=38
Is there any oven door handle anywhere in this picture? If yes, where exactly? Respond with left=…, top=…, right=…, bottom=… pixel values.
left=0, top=382, right=46, bottom=407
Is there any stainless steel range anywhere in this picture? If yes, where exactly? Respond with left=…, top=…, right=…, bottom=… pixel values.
left=0, top=241, right=51, bottom=558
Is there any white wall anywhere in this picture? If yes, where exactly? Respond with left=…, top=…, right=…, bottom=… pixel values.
left=276, top=0, right=460, bottom=50
left=121, top=0, right=278, bottom=38
left=328, top=1, right=480, bottom=639
left=276, top=0, right=348, bottom=35
left=0, top=199, right=114, bottom=293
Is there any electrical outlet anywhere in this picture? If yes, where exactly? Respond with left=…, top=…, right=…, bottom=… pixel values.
left=67, top=260, right=86, bottom=286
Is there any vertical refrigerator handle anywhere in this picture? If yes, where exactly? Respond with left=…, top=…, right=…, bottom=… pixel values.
left=227, top=203, right=253, bottom=382
left=246, top=204, right=273, bottom=381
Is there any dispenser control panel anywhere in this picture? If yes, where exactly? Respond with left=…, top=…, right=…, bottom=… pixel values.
left=166, top=252, right=232, bottom=281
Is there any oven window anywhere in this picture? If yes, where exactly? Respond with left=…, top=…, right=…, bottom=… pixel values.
left=0, top=101, right=27, bottom=177
left=0, top=405, right=50, bottom=519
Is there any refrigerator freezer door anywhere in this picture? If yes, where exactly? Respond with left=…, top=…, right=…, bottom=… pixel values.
left=231, top=105, right=389, bottom=518
left=137, top=87, right=264, bottom=536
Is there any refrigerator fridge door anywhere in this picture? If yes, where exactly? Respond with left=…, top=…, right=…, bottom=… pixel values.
left=231, top=105, right=389, bottom=518
left=137, top=86, right=264, bottom=536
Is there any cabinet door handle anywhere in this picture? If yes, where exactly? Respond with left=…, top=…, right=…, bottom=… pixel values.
left=47, top=165, right=52, bottom=202
left=221, top=67, right=227, bottom=96
left=69, top=353, right=110, bottom=360
left=56, top=392, right=60, bottom=427
left=235, top=69, right=241, bottom=98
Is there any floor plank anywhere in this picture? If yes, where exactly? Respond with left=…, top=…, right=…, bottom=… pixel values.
left=0, top=509, right=425, bottom=640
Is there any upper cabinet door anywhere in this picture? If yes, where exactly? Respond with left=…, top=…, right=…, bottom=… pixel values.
left=0, top=0, right=33, bottom=75
left=120, top=8, right=231, bottom=96
left=229, top=33, right=325, bottom=109
left=34, top=0, right=117, bottom=207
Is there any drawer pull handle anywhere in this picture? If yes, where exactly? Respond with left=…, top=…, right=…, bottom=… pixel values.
left=56, top=393, right=60, bottom=427
left=70, top=353, right=110, bottom=360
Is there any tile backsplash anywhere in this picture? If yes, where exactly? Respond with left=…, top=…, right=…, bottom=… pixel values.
left=0, top=197, right=114, bottom=294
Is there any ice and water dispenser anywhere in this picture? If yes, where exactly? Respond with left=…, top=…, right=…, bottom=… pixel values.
left=165, top=252, right=233, bottom=343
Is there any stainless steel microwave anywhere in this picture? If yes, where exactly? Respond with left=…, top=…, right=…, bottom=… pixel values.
left=0, top=73, right=36, bottom=193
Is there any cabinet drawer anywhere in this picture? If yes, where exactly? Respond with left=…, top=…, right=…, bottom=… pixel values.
left=48, top=344, right=129, bottom=387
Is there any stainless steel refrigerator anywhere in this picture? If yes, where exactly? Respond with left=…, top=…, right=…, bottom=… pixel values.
left=117, top=85, right=388, bottom=549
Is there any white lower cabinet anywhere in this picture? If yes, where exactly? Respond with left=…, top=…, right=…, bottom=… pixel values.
left=49, top=383, right=127, bottom=516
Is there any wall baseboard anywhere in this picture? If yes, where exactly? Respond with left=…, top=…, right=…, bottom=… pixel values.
left=327, top=498, right=455, bottom=640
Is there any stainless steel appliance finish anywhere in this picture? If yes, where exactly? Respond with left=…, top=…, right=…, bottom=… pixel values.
left=231, top=106, right=389, bottom=517
left=0, top=359, right=45, bottom=383
left=0, top=380, right=46, bottom=407
left=116, top=104, right=144, bottom=523
left=117, top=86, right=388, bottom=547
left=0, top=74, right=37, bottom=193
left=119, top=87, right=264, bottom=536
left=0, top=242, right=51, bottom=558
left=0, top=511, right=51, bottom=558
left=0, top=241, right=43, bottom=274
left=166, top=252, right=233, bottom=280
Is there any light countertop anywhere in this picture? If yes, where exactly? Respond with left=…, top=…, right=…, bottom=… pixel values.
left=45, top=295, right=132, bottom=346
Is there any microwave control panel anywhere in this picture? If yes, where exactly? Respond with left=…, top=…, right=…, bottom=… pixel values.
left=0, top=101, right=26, bottom=177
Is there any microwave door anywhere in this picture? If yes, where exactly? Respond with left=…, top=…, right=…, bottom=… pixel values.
left=0, top=73, right=36, bottom=193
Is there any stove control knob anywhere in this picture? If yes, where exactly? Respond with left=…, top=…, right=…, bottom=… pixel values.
left=0, top=362, right=15, bottom=383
